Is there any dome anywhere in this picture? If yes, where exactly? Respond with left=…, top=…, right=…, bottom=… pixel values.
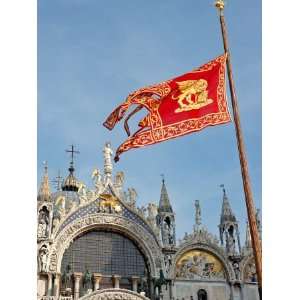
left=62, top=165, right=80, bottom=192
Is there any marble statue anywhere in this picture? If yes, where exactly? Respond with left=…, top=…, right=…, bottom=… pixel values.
left=103, top=142, right=113, bottom=174
left=227, top=233, right=236, bottom=254
left=114, top=171, right=125, bottom=198
left=78, top=182, right=88, bottom=201
left=164, top=254, right=172, bottom=273
left=127, top=188, right=137, bottom=208
left=115, top=171, right=124, bottom=186
left=138, top=206, right=147, bottom=218
left=55, top=195, right=66, bottom=218
left=52, top=217, right=60, bottom=233
left=233, top=262, right=240, bottom=280
left=38, top=245, right=48, bottom=272
left=38, top=209, right=49, bottom=238
left=92, top=168, right=104, bottom=192
left=38, top=218, right=47, bottom=238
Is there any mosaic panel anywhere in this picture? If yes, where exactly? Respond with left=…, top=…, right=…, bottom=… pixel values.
left=175, top=250, right=226, bottom=280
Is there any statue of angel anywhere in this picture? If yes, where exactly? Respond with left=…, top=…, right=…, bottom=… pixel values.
left=78, top=182, right=88, bottom=204
left=127, top=188, right=137, bottom=207
left=114, top=171, right=124, bottom=186
left=92, top=168, right=104, bottom=191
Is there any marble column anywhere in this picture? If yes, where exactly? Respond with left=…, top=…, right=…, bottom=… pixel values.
left=131, top=276, right=139, bottom=292
left=74, top=272, right=83, bottom=300
left=240, top=284, right=245, bottom=300
left=47, top=273, right=53, bottom=296
left=150, top=280, right=155, bottom=300
left=113, top=275, right=121, bottom=289
left=169, top=280, right=174, bottom=300
left=93, top=273, right=102, bottom=291
left=53, top=273, right=61, bottom=297
left=230, top=282, right=234, bottom=300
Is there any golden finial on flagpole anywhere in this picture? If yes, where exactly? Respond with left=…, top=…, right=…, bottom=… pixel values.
left=214, top=0, right=225, bottom=11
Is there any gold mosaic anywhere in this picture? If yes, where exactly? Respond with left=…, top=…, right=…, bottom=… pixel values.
left=175, top=249, right=226, bottom=279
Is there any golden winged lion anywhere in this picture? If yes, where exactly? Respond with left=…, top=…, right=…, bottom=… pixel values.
left=173, top=79, right=213, bottom=113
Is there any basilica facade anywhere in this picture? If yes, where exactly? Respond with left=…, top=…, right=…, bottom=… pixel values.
left=37, top=143, right=260, bottom=300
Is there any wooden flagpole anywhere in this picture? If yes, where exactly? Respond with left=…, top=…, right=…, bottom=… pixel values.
left=214, top=0, right=262, bottom=297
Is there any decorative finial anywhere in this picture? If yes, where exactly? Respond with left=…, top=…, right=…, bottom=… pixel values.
left=215, top=0, right=225, bottom=11
left=220, top=184, right=226, bottom=196
left=65, top=144, right=80, bottom=173
left=43, top=161, right=48, bottom=174
left=160, top=174, right=165, bottom=183
left=38, top=161, right=51, bottom=201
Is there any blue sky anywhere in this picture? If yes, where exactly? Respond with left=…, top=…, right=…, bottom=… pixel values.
left=38, top=0, right=261, bottom=243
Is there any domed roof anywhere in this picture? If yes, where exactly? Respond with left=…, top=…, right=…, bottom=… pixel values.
left=62, top=165, right=80, bottom=192
left=62, top=144, right=80, bottom=192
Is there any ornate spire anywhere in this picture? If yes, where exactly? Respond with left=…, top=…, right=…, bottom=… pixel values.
left=218, top=185, right=241, bottom=254
left=158, top=176, right=173, bottom=213
left=38, top=161, right=51, bottom=201
left=194, top=200, right=201, bottom=232
left=62, top=145, right=80, bottom=192
left=220, top=184, right=236, bottom=223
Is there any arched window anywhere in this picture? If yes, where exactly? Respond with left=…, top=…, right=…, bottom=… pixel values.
left=197, top=289, right=207, bottom=300
left=61, top=230, right=150, bottom=295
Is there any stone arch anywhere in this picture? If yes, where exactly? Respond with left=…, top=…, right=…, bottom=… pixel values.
left=80, top=288, right=150, bottom=300
left=49, top=213, right=163, bottom=277
left=169, top=243, right=235, bottom=281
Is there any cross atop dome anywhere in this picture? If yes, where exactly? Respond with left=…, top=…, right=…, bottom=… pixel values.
left=62, top=144, right=80, bottom=192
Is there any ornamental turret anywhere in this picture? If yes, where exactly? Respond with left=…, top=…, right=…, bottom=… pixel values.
left=62, top=145, right=80, bottom=192
left=218, top=185, right=241, bottom=256
left=38, top=161, right=51, bottom=202
left=37, top=161, right=53, bottom=241
left=157, top=177, right=176, bottom=247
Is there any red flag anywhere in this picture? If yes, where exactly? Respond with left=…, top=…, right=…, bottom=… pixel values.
left=103, top=54, right=231, bottom=161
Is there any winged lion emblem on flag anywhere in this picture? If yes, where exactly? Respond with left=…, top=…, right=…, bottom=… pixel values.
left=173, top=79, right=213, bottom=113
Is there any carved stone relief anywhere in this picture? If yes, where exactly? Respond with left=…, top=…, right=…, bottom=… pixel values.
left=80, top=288, right=150, bottom=300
